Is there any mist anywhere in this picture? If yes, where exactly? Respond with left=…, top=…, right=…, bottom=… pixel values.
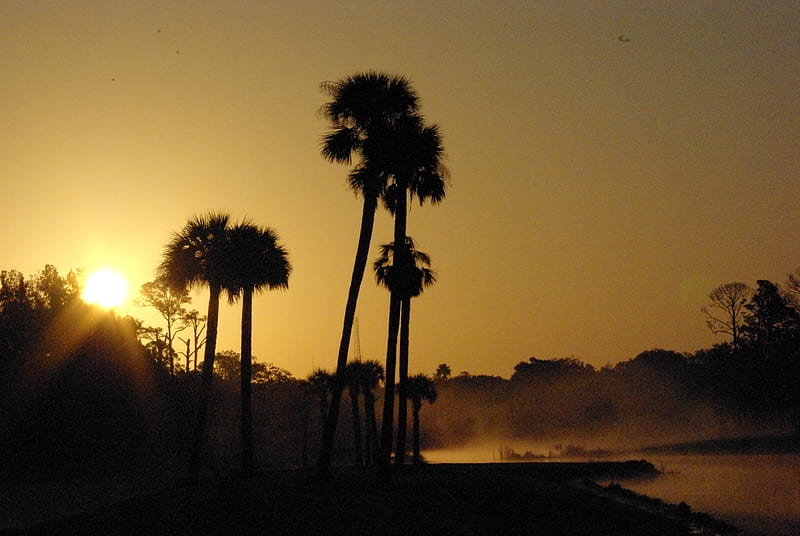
left=419, top=352, right=796, bottom=461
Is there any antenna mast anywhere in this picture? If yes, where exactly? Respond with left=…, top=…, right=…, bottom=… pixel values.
left=351, top=316, right=363, bottom=361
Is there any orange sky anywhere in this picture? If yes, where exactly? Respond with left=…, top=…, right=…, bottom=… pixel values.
left=2, top=2, right=798, bottom=379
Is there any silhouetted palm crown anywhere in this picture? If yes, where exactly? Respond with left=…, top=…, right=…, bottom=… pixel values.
left=374, top=237, right=436, bottom=299
left=320, top=72, right=447, bottom=208
left=378, top=114, right=448, bottom=214
left=225, top=222, right=291, bottom=301
left=158, top=213, right=231, bottom=291
left=406, top=373, right=438, bottom=406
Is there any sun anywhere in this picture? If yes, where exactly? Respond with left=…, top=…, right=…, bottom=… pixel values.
left=83, top=268, right=129, bottom=308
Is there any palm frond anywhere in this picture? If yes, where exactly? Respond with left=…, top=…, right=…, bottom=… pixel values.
left=321, top=128, right=359, bottom=164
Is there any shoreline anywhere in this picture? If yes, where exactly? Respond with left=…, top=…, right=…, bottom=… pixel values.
left=3, top=460, right=743, bottom=535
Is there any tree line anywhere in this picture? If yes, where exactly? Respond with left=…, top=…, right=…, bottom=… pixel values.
left=1, top=264, right=797, bottom=475
left=425, top=274, right=800, bottom=453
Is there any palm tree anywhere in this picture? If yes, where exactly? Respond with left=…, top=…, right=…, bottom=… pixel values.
left=360, top=359, right=384, bottom=466
left=307, top=368, right=334, bottom=425
left=373, top=108, right=447, bottom=470
left=404, top=373, right=437, bottom=465
left=344, top=360, right=365, bottom=466
left=158, top=212, right=231, bottom=483
left=226, top=221, right=291, bottom=476
left=317, top=72, right=422, bottom=474
left=434, top=363, right=451, bottom=382
left=374, top=237, right=436, bottom=465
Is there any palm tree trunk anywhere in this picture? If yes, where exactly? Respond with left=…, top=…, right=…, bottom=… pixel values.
left=379, top=292, right=402, bottom=468
left=188, top=284, right=222, bottom=483
left=380, top=186, right=409, bottom=469
left=349, top=389, right=363, bottom=466
left=300, top=391, right=310, bottom=468
left=363, top=390, right=378, bottom=466
left=318, top=194, right=378, bottom=474
left=240, top=287, right=254, bottom=476
left=412, top=401, right=422, bottom=464
left=394, top=297, right=411, bottom=466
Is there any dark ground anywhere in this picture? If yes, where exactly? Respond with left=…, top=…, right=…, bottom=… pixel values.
left=3, top=461, right=741, bottom=536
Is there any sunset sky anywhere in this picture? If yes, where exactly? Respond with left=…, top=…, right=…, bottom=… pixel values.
left=2, top=2, right=798, bottom=379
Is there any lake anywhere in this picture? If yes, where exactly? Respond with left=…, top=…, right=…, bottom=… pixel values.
left=615, top=453, right=799, bottom=536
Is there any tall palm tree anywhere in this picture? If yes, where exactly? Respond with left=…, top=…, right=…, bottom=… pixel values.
left=360, top=359, right=384, bottom=466
left=404, top=373, right=437, bottom=465
left=317, top=72, right=422, bottom=474
left=226, top=222, right=291, bottom=476
left=374, top=110, right=447, bottom=470
left=158, top=212, right=231, bottom=483
left=374, top=237, right=436, bottom=465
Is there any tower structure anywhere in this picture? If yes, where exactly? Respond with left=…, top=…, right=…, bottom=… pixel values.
left=351, top=316, right=363, bottom=361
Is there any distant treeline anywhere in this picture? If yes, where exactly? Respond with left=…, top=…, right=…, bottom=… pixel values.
left=426, top=346, right=798, bottom=452
left=428, top=278, right=800, bottom=450
left=1, top=266, right=798, bottom=473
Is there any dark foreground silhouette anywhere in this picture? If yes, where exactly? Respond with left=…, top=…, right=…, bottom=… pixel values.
left=4, top=462, right=740, bottom=536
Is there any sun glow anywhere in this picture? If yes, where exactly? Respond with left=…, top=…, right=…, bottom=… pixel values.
left=83, top=268, right=129, bottom=308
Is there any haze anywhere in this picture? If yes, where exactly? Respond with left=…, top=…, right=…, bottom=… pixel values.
left=2, top=2, right=798, bottom=379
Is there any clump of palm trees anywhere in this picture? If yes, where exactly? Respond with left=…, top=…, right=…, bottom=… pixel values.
left=317, top=71, right=448, bottom=474
left=343, top=359, right=384, bottom=466
left=159, top=213, right=291, bottom=481
left=160, top=70, right=447, bottom=480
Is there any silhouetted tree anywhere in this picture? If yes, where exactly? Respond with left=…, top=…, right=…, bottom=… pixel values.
left=136, top=278, right=191, bottom=374
left=405, top=373, right=437, bottom=465
left=226, top=221, right=291, bottom=476
left=31, top=264, right=81, bottom=318
left=742, top=280, right=799, bottom=356
left=345, top=360, right=366, bottom=466
left=317, top=72, right=422, bottom=475
left=210, top=349, right=242, bottom=381
left=0, top=270, right=37, bottom=366
left=511, top=356, right=593, bottom=383
left=158, top=212, right=231, bottom=483
left=179, top=309, right=207, bottom=372
left=252, top=361, right=295, bottom=384
left=784, top=268, right=800, bottom=312
left=378, top=113, right=448, bottom=469
left=307, top=368, right=334, bottom=425
left=359, top=359, right=384, bottom=466
left=702, top=282, right=752, bottom=350
left=374, top=237, right=436, bottom=465
left=208, top=350, right=294, bottom=385
left=434, top=363, right=451, bottom=382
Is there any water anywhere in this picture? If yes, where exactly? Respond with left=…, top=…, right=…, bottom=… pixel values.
left=615, top=454, right=799, bottom=536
